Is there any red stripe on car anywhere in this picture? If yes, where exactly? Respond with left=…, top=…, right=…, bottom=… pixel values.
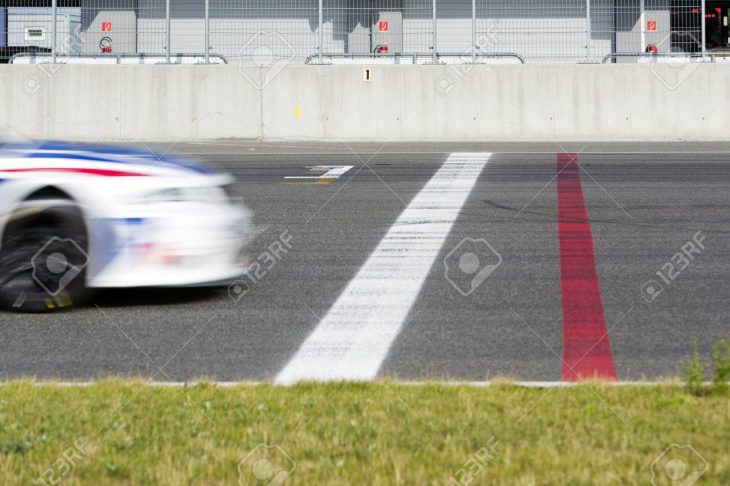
left=0, top=168, right=149, bottom=177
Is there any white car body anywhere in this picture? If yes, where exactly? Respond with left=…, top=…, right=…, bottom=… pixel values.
left=0, top=140, right=251, bottom=289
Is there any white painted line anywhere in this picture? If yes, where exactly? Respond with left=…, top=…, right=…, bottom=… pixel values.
left=284, top=165, right=354, bottom=180
left=275, top=153, right=491, bottom=384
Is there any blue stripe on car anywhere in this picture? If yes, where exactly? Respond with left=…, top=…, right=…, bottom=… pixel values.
left=6, top=141, right=215, bottom=175
left=27, top=152, right=122, bottom=163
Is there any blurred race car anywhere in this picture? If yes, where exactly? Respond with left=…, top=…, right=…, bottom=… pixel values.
left=0, top=137, right=251, bottom=312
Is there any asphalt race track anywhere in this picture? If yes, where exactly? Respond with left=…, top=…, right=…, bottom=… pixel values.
left=1, top=142, right=729, bottom=382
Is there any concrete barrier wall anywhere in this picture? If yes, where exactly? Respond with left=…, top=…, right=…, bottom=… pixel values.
left=1, top=63, right=728, bottom=142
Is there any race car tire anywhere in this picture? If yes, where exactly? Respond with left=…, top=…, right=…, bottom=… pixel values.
left=0, top=199, right=90, bottom=312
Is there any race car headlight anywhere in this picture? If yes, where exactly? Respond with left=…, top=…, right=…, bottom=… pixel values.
left=139, top=187, right=228, bottom=204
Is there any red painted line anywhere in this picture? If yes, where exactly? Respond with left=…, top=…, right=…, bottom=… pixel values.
left=0, top=168, right=148, bottom=177
left=557, top=153, right=617, bottom=381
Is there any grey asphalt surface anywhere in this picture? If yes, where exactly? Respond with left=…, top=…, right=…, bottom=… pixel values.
left=1, top=142, right=729, bottom=382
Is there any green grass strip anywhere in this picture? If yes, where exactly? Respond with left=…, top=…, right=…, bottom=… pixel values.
left=0, top=381, right=728, bottom=484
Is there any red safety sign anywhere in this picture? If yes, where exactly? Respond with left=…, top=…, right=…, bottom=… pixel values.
left=102, top=22, right=112, bottom=33
left=378, top=20, right=389, bottom=33
left=647, top=20, right=657, bottom=31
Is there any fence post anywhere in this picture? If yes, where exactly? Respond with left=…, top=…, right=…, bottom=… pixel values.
left=51, top=0, right=57, bottom=63
left=318, top=0, right=324, bottom=62
left=701, top=0, right=706, bottom=59
left=432, top=0, right=437, bottom=63
left=471, top=0, right=476, bottom=63
left=639, top=0, right=645, bottom=51
left=205, top=0, right=209, bottom=63
left=586, top=0, right=591, bottom=61
left=165, top=0, right=171, bottom=63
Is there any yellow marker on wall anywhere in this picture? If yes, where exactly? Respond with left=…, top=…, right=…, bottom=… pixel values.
left=294, top=104, right=302, bottom=119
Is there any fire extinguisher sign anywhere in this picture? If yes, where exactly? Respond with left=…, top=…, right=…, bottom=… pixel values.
left=647, top=20, right=657, bottom=31
left=378, top=20, right=389, bottom=33
left=102, top=22, right=112, bottom=33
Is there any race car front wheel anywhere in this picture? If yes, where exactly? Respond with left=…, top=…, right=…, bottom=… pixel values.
left=0, top=199, right=90, bottom=312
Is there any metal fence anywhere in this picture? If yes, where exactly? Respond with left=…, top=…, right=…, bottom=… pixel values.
left=0, top=1, right=718, bottom=64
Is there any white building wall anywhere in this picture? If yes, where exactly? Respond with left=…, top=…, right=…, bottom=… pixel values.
left=7, top=8, right=80, bottom=54
left=69, top=0, right=672, bottom=63
left=424, top=0, right=592, bottom=62
left=399, top=0, right=619, bottom=63
left=589, top=0, right=615, bottom=60
left=434, top=0, right=470, bottom=53
left=137, top=0, right=320, bottom=61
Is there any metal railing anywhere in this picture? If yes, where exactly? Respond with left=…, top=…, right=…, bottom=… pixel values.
left=0, top=1, right=713, bottom=65
left=601, top=52, right=704, bottom=63
left=10, top=51, right=228, bottom=63
left=304, top=51, right=524, bottom=64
